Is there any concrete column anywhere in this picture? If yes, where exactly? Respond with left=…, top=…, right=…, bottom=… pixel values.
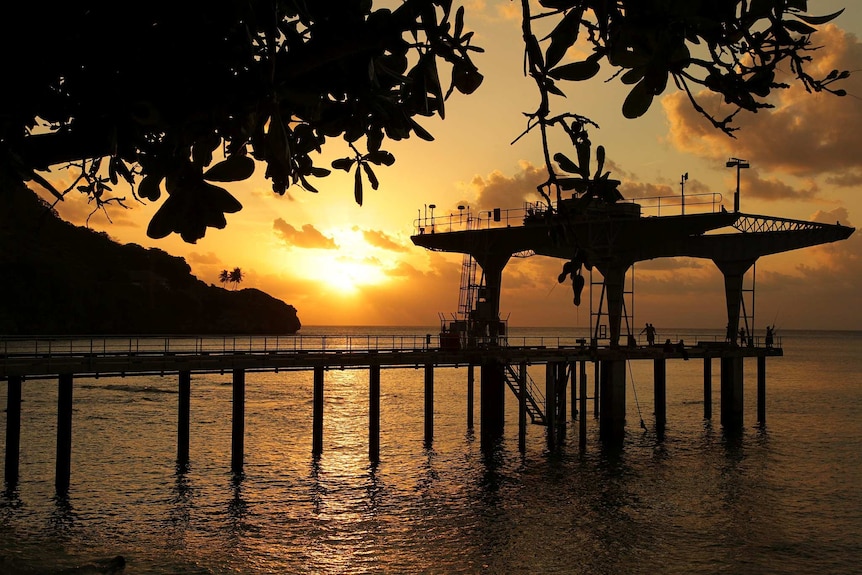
left=714, top=259, right=755, bottom=345
left=757, top=356, right=766, bottom=424
left=720, top=356, right=744, bottom=429
left=480, top=360, right=505, bottom=450
left=312, top=366, right=324, bottom=457
left=596, top=266, right=630, bottom=347
left=472, top=254, right=511, bottom=346
left=231, top=368, right=245, bottom=474
left=557, top=363, right=567, bottom=442
left=177, top=371, right=191, bottom=468
left=369, top=364, right=380, bottom=462
left=571, top=362, right=578, bottom=419
left=599, top=360, right=626, bottom=443
left=545, top=362, right=556, bottom=451
left=653, top=358, right=666, bottom=430
left=593, top=361, right=600, bottom=419
left=424, top=363, right=434, bottom=447
left=518, top=361, right=527, bottom=452
left=703, top=356, right=713, bottom=420
left=56, top=373, right=73, bottom=495
left=5, top=375, right=22, bottom=487
left=467, top=364, right=474, bottom=429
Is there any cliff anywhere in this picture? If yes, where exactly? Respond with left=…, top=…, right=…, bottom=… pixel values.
left=0, top=184, right=301, bottom=335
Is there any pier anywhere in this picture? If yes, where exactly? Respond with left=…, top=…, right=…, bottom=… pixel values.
left=3, top=332, right=781, bottom=494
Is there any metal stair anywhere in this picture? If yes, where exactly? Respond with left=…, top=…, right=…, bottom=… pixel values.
left=502, top=363, right=547, bottom=425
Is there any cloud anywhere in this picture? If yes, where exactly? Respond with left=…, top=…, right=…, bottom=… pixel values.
left=272, top=218, right=338, bottom=249
left=470, top=161, right=547, bottom=210
left=739, top=170, right=821, bottom=202
left=663, top=25, right=862, bottom=182
left=187, top=251, right=221, bottom=265
left=361, top=229, right=408, bottom=252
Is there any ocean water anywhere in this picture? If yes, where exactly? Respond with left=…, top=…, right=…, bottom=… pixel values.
left=1, top=327, right=860, bottom=574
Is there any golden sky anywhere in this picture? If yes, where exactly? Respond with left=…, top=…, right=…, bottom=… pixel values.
left=37, top=1, right=862, bottom=330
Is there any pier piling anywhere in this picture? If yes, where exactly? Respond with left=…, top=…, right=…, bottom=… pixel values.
left=599, top=360, right=626, bottom=443
left=177, top=371, right=190, bottom=467
left=424, top=363, right=434, bottom=447
left=4, top=375, right=22, bottom=488
left=720, top=356, right=744, bottom=429
left=654, top=359, right=667, bottom=430
left=312, top=366, right=324, bottom=457
left=757, top=356, right=766, bottom=424
left=480, top=360, right=505, bottom=450
left=704, top=357, right=712, bottom=420
left=231, top=368, right=245, bottom=474
left=56, top=373, right=73, bottom=495
left=370, top=364, right=380, bottom=462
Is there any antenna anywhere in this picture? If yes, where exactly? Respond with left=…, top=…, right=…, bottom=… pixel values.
left=680, top=172, right=689, bottom=215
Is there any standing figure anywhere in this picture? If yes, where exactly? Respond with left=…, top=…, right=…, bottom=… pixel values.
left=765, top=325, right=775, bottom=349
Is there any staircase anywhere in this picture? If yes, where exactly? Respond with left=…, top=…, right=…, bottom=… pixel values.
left=502, top=363, right=547, bottom=425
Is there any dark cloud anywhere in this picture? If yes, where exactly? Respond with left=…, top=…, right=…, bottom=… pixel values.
left=471, top=161, right=547, bottom=210
left=663, top=25, right=862, bottom=180
left=741, top=170, right=821, bottom=202
left=272, top=218, right=338, bottom=249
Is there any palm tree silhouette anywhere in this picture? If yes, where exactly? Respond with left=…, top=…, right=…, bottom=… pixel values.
left=228, top=267, right=243, bottom=290
left=219, top=269, right=229, bottom=288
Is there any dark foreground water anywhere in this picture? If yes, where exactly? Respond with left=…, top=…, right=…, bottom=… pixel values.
left=1, top=328, right=860, bottom=574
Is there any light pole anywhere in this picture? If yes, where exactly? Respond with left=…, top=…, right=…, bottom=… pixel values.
left=680, top=172, right=688, bottom=215
left=429, top=204, right=436, bottom=232
left=726, top=158, right=750, bottom=213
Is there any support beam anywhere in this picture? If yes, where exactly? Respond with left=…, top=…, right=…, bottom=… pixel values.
left=714, top=259, right=755, bottom=345
left=720, top=356, right=744, bottom=430
left=545, top=363, right=556, bottom=451
left=557, top=363, right=567, bottom=444
left=703, top=357, right=713, bottom=420
left=579, top=361, right=587, bottom=448
left=571, top=362, right=577, bottom=420
left=312, top=366, right=324, bottom=457
left=424, top=363, right=434, bottom=447
left=518, top=361, right=527, bottom=452
left=231, top=368, right=245, bottom=474
left=56, top=373, right=73, bottom=495
left=654, top=359, right=666, bottom=430
left=467, top=364, right=474, bottom=429
left=369, top=364, right=380, bottom=462
left=5, top=375, right=22, bottom=488
left=757, top=356, right=766, bottom=425
left=480, top=360, right=505, bottom=451
left=599, top=360, right=626, bottom=443
left=596, top=265, right=631, bottom=347
left=177, top=371, right=191, bottom=468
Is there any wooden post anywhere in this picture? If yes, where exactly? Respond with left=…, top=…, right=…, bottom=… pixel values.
left=757, top=356, right=766, bottom=425
left=177, top=371, right=191, bottom=468
left=579, top=361, right=587, bottom=447
left=518, top=361, right=527, bottom=452
left=231, top=368, right=245, bottom=474
left=467, top=364, right=474, bottom=429
left=653, top=359, right=666, bottom=430
left=545, top=362, right=556, bottom=451
left=5, top=375, right=22, bottom=487
left=312, top=366, right=324, bottom=457
left=571, top=361, right=578, bottom=419
left=424, top=363, right=434, bottom=447
left=557, top=364, right=567, bottom=443
left=703, top=356, right=712, bottom=420
left=56, top=373, right=73, bottom=495
left=369, top=364, right=380, bottom=462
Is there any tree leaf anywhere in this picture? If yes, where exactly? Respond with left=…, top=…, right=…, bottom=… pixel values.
left=622, top=79, right=655, bottom=119
left=553, top=152, right=579, bottom=174
left=783, top=20, right=817, bottom=35
left=138, top=174, right=162, bottom=201
left=354, top=167, right=364, bottom=205
left=576, top=140, right=590, bottom=178
left=409, top=118, right=435, bottom=141
left=332, top=157, right=354, bottom=171
left=203, top=154, right=255, bottom=182
left=365, top=150, right=396, bottom=166
left=549, top=59, right=601, bottom=81
left=362, top=162, right=379, bottom=190
left=795, top=9, right=843, bottom=25
left=545, top=8, right=583, bottom=69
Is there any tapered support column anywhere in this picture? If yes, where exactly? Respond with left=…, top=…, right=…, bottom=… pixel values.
left=703, top=357, right=713, bottom=420
left=424, top=363, right=434, bottom=447
left=312, top=366, right=324, bottom=457
left=231, top=368, right=245, bottom=474
left=56, top=373, right=73, bottom=495
left=369, top=364, right=380, bottom=462
left=467, top=364, right=474, bottom=429
left=579, top=361, right=587, bottom=447
left=715, top=259, right=755, bottom=345
left=599, top=360, right=626, bottom=443
left=757, top=356, right=766, bottom=425
left=471, top=254, right=511, bottom=346
left=5, top=375, right=22, bottom=488
left=545, top=363, right=557, bottom=451
left=596, top=266, right=630, bottom=347
left=480, top=360, right=505, bottom=450
left=518, top=361, right=527, bottom=452
left=177, top=371, right=191, bottom=468
left=720, top=356, right=744, bottom=429
left=654, top=359, right=666, bottom=430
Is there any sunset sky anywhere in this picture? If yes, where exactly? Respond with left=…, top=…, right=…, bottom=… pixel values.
left=36, top=1, right=862, bottom=331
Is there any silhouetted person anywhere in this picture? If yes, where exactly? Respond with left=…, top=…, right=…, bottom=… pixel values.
left=640, top=322, right=656, bottom=346
left=725, top=323, right=733, bottom=343
left=676, top=339, right=690, bottom=360
left=738, top=327, right=746, bottom=346
left=765, top=325, right=774, bottom=349
left=663, top=338, right=674, bottom=352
